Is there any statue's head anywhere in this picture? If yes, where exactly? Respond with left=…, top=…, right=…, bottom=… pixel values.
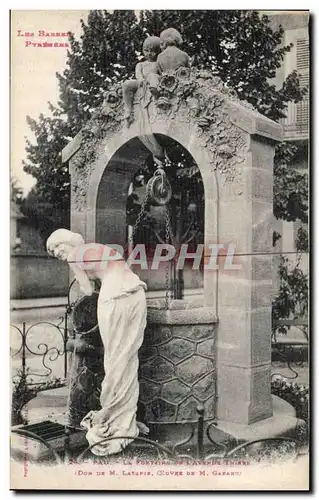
left=46, top=228, right=84, bottom=261
left=142, top=36, right=161, bottom=61
left=160, top=28, right=183, bottom=49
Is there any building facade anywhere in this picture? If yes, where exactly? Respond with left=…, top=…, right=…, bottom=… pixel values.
left=268, top=12, right=309, bottom=277
left=10, top=202, right=69, bottom=299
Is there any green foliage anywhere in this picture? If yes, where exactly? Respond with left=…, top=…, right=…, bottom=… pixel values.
left=56, top=10, right=144, bottom=132
left=272, top=255, right=308, bottom=335
left=274, top=142, right=308, bottom=224
left=21, top=113, right=71, bottom=241
left=11, top=369, right=38, bottom=425
left=11, top=368, right=65, bottom=426
left=23, top=114, right=70, bottom=201
left=11, top=177, right=24, bottom=205
left=296, top=226, right=309, bottom=252
left=271, top=377, right=309, bottom=426
left=272, top=140, right=308, bottom=329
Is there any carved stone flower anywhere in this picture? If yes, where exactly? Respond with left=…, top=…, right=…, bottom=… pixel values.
left=104, top=90, right=119, bottom=107
left=170, top=95, right=180, bottom=115
left=223, top=86, right=238, bottom=99
left=159, top=74, right=178, bottom=94
left=176, top=66, right=191, bottom=80
left=91, top=124, right=100, bottom=137
left=210, top=76, right=225, bottom=91
left=217, top=144, right=234, bottom=158
left=101, top=89, right=122, bottom=116
left=207, top=94, right=224, bottom=111
left=187, top=97, right=200, bottom=117
left=197, top=116, right=211, bottom=128
left=115, top=85, right=123, bottom=98
left=156, top=96, right=171, bottom=110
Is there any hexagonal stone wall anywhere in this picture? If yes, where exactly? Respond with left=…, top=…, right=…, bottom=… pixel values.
left=176, top=355, right=213, bottom=385
left=161, top=379, right=189, bottom=404
left=139, top=321, right=217, bottom=423
left=159, top=338, right=195, bottom=363
left=140, top=356, right=174, bottom=382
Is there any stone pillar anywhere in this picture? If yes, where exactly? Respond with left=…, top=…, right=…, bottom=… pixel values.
left=95, top=169, right=131, bottom=246
left=69, top=156, right=87, bottom=242
left=217, top=135, right=275, bottom=425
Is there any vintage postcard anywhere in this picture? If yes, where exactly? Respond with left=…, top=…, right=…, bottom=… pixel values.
left=10, top=9, right=310, bottom=490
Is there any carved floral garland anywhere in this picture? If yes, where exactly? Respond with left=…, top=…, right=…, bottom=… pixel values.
left=71, top=68, right=251, bottom=209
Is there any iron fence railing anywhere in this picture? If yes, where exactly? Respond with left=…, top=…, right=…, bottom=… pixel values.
left=10, top=280, right=78, bottom=387
left=11, top=318, right=69, bottom=383
left=10, top=317, right=308, bottom=388
left=11, top=303, right=309, bottom=388
left=10, top=307, right=308, bottom=401
left=271, top=317, right=308, bottom=382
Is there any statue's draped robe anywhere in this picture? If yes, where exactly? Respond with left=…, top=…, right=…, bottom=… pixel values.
left=74, top=247, right=147, bottom=455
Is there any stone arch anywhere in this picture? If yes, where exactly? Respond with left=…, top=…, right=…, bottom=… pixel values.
left=86, top=123, right=219, bottom=248
left=86, top=125, right=219, bottom=310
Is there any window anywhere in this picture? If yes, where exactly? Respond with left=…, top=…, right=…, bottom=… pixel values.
left=296, top=38, right=309, bottom=127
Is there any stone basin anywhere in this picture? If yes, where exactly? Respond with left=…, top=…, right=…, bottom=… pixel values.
left=65, top=295, right=218, bottom=433
left=139, top=298, right=218, bottom=428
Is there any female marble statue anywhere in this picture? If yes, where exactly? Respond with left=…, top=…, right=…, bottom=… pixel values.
left=46, top=229, right=148, bottom=455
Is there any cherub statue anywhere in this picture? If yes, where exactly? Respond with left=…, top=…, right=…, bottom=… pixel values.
left=157, top=27, right=190, bottom=73
left=122, top=36, right=161, bottom=125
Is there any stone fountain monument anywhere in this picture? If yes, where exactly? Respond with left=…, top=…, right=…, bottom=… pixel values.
left=62, top=28, right=304, bottom=450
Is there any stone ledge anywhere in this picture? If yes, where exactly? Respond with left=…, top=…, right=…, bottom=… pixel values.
left=147, top=306, right=218, bottom=325
left=62, top=131, right=82, bottom=163
left=229, top=101, right=283, bottom=142
left=147, top=297, right=204, bottom=310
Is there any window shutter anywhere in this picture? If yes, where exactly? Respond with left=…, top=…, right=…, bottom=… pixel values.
left=296, top=38, right=309, bottom=127
left=296, top=38, right=309, bottom=73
